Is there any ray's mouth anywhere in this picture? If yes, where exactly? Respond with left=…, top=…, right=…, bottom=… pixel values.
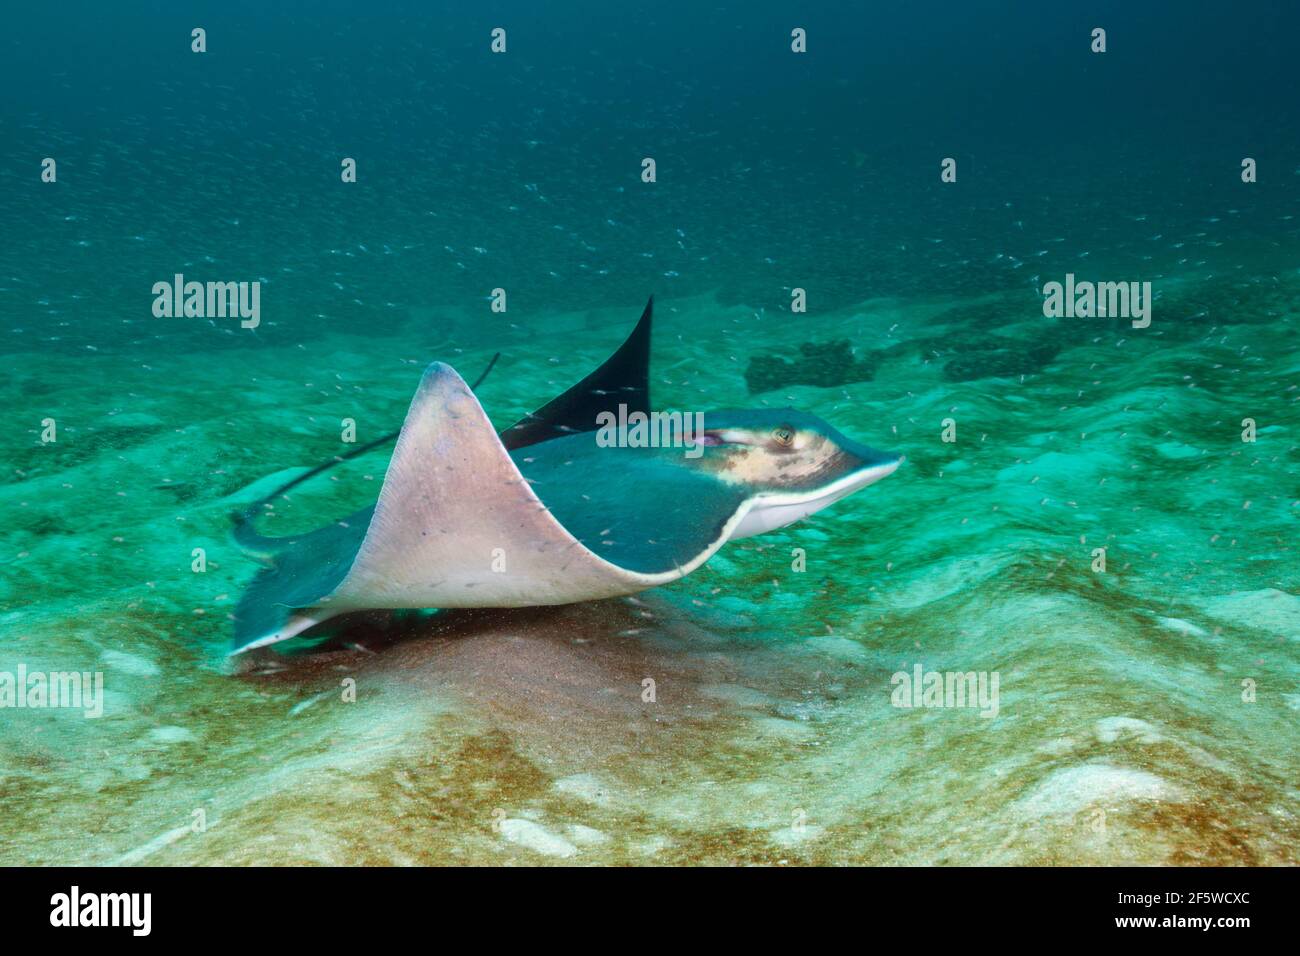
left=726, top=453, right=902, bottom=541
left=819, top=453, right=904, bottom=503
left=753, top=453, right=903, bottom=508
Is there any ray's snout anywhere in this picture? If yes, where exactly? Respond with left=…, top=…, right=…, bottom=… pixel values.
left=827, top=444, right=902, bottom=498
left=839, top=435, right=905, bottom=486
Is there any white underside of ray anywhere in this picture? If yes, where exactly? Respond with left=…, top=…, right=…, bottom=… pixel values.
left=233, top=363, right=749, bottom=653
left=726, top=458, right=901, bottom=539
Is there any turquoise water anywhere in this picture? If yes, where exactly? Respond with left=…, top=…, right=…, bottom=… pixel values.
left=1, top=1, right=1297, bottom=864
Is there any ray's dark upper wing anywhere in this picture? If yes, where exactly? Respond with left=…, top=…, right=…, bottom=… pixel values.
left=500, top=296, right=653, bottom=451
left=512, top=434, right=749, bottom=577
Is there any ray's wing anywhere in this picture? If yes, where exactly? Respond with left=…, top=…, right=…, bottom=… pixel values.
left=229, top=511, right=371, bottom=653
left=231, top=362, right=679, bottom=655
left=231, top=298, right=678, bottom=655
left=500, top=296, right=653, bottom=450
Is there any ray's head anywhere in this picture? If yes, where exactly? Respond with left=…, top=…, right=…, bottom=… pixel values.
left=686, top=408, right=903, bottom=538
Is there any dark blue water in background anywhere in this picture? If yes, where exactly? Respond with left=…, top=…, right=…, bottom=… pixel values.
left=2, top=0, right=1297, bottom=354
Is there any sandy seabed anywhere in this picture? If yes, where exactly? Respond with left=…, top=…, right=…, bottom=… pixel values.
left=2, top=281, right=1297, bottom=865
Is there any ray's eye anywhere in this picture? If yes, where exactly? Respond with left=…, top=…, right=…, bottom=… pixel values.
left=772, top=425, right=795, bottom=447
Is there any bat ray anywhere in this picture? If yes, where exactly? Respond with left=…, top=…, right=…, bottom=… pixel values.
left=231, top=298, right=902, bottom=655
